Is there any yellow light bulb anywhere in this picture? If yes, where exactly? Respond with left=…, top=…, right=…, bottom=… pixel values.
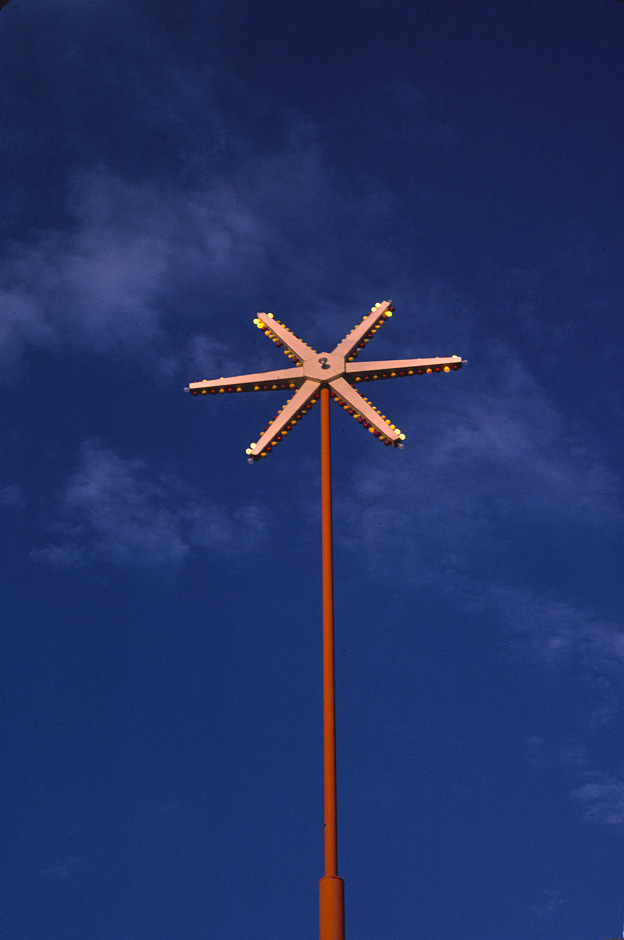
left=444, top=366, right=450, bottom=372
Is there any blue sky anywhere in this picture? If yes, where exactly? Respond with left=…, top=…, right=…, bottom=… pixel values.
left=2, top=1, right=624, bottom=938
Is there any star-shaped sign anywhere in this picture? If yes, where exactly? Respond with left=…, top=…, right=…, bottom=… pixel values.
left=186, top=301, right=464, bottom=461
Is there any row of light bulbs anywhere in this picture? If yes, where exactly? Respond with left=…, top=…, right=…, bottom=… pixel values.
left=190, top=380, right=298, bottom=396
left=253, top=313, right=311, bottom=364
left=246, top=393, right=320, bottom=460
left=353, top=362, right=460, bottom=382
left=330, top=388, right=406, bottom=445
left=345, top=303, right=394, bottom=362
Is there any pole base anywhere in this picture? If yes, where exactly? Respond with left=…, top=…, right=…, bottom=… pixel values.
left=319, top=875, right=344, bottom=940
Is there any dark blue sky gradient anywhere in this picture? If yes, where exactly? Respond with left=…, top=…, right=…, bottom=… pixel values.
left=1, top=1, right=624, bottom=939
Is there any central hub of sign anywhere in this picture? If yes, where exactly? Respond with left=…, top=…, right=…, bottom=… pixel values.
left=302, top=352, right=345, bottom=383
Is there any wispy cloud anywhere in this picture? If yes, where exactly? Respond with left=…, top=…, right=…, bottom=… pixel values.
left=484, top=587, right=624, bottom=828
left=571, top=777, right=624, bottom=826
left=529, top=887, right=566, bottom=917
left=524, top=736, right=589, bottom=770
left=0, top=483, right=25, bottom=509
left=338, top=340, right=621, bottom=583
left=40, top=854, right=80, bottom=881
left=0, top=166, right=269, bottom=377
left=331, top=341, right=624, bottom=810
left=0, top=122, right=411, bottom=381
left=33, top=439, right=266, bottom=567
left=477, top=583, right=624, bottom=674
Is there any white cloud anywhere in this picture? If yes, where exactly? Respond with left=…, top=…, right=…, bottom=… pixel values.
left=337, top=344, right=621, bottom=584
left=476, top=583, right=624, bottom=674
left=524, top=736, right=588, bottom=770
left=33, top=439, right=266, bottom=567
left=0, top=122, right=403, bottom=379
left=329, top=348, right=624, bottom=799
left=570, top=777, right=624, bottom=826
left=0, top=483, right=25, bottom=509
left=529, top=887, right=565, bottom=917
left=0, top=165, right=271, bottom=376
left=40, top=854, right=79, bottom=881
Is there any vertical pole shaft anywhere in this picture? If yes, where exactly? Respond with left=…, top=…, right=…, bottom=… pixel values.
left=321, top=386, right=338, bottom=877
left=319, top=386, right=345, bottom=940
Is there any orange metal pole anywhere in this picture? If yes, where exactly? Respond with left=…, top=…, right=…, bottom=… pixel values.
left=319, top=386, right=345, bottom=940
